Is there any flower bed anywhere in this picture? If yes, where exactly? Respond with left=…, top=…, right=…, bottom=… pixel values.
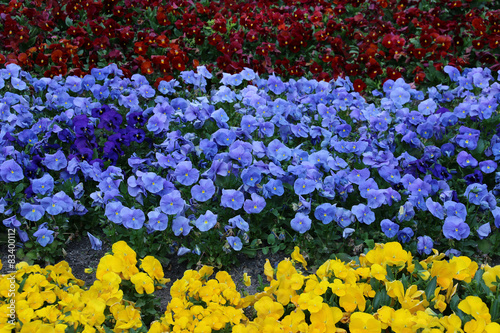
left=1, top=241, right=499, bottom=332
left=0, top=0, right=499, bottom=89
left=1, top=63, right=500, bottom=267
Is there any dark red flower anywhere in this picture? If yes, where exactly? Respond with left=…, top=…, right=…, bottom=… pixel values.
left=171, top=56, right=185, bottom=71
left=309, top=62, right=322, bottom=74
left=353, top=79, right=366, bottom=92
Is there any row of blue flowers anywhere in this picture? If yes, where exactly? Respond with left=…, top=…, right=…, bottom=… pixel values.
left=1, top=62, right=499, bottom=261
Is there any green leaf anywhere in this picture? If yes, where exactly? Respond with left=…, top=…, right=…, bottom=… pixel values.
left=386, top=264, right=395, bottom=281
left=65, top=17, right=73, bottom=27
left=425, top=276, right=437, bottom=302
left=15, top=183, right=25, bottom=193
left=364, top=239, right=375, bottom=249
left=267, top=233, right=276, bottom=245
left=262, top=247, right=269, bottom=255
left=491, top=297, right=500, bottom=321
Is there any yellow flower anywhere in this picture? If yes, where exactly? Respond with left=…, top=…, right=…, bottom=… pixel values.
left=339, top=286, right=366, bottom=312
left=95, top=254, right=124, bottom=280
left=485, top=322, right=500, bottom=333
left=112, top=241, right=137, bottom=265
left=114, top=305, right=143, bottom=330
left=310, top=303, right=343, bottom=330
left=264, top=259, right=274, bottom=282
left=458, top=296, right=491, bottom=323
left=349, top=312, right=381, bottom=333
left=376, top=306, right=394, bottom=329
left=430, top=260, right=455, bottom=290
left=439, top=314, right=462, bottom=332
left=391, top=308, right=415, bottom=332
left=482, top=265, right=500, bottom=292
left=370, top=264, right=387, bottom=281
left=329, top=279, right=346, bottom=297
left=243, top=273, right=251, bottom=287
left=307, top=295, right=324, bottom=313
left=141, top=256, right=164, bottom=281
left=130, top=272, right=155, bottom=294
left=254, top=296, right=284, bottom=320
left=291, top=246, right=307, bottom=270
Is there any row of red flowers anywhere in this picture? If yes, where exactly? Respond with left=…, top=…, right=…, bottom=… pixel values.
left=1, top=0, right=499, bottom=90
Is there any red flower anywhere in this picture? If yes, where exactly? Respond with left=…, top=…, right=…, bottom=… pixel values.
left=156, top=35, right=169, bottom=48
left=256, top=46, right=268, bottom=57
left=134, top=42, right=148, bottom=55
left=171, top=56, right=185, bottom=71
left=472, top=39, right=485, bottom=50
left=419, top=34, right=432, bottom=48
left=208, top=33, right=222, bottom=46
left=246, top=30, right=259, bottom=43
left=353, top=79, right=366, bottom=92
left=309, top=62, right=322, bottom=74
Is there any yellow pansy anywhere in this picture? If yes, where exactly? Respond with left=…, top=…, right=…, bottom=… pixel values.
left=482, top=265, right=500, bottom=292
left=458, top=296, right=491, bottom=323
left=291, top=246, right=307, bottom=269
left=264, top=259, right=274, bottom=282
left=370, top=263, right=387, bottom=281
left=95, top=254, right=124, bottom=280
left=130, top=272, right=155, bottom=294
left=243, top=273, right=251, bottom=287
left=349, top=312, right=381, bottom=333
left=141, top=256, right=164, bottom=281
left=112, top=241, right=137, bottom=265
left=254, top=296, right=284, bottom=320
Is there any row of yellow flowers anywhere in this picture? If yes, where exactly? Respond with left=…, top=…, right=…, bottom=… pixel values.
left=1, top=241, right=499, bottom=332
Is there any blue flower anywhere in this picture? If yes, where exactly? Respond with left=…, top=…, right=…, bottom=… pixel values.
left=425, top=198, right=444, bottom=220
left=444, top=66, right=460, bottom=81
left=121, top=207, right=145, bottom=229
left=263, top=179, right=284, bottom=198
left=243, top=193, right=266, bottom=214
left=87, top=232, right=102, bottom=250
left=464, top=183, right=488, bottom=205
left=240, top=167, right=262, bottom=187
left=267, top=74, right=286, bottom=94
left=43, top=150, right=68, bottom=171
left=351, top=204, right=375, bottom=225
left=294, top=178, right=316, bottom=195
left=212, top=129, right=236, bottom=146
left=172, top=216, right=192, bottom=236
left=417, top=236, right=433, bottom=255
left=397, top=227, right=414, bottom=243
left=20, top=203, right=45, bottom=221
left=105, top=201, right=124, bottom=224
left=443, top=216, right=470, bottom=240
left=91, top=67, right=111, bottom=81
left=390, top=87, right=410, bottom=105
left=479, top=160, right=497, bottom=174
left=227, top=236, right=243, bottom=251
left=443, top=201, right=467, bottom=220
left=0, top=159, right=24, bottom=182
left=191, top=179, right=215, bottom=202
left=456, top=151, right=478, bottom=168
left=228, top=215, right=249, bottom=232
left=221, top=189, right=244, bottom=210
left=335, top=208, right=353, bottom=228
left=33, top=224, right=54, bottom=247
left=41, top=191, right=74, bottom=215
left=32, top=173, right=55, bottom=195
left=195, top=210, right=217, bottom=232
left=314, top=203, right=336, bottom=224
left=141, top=172, right=164, bottom=193
left=347, top=168, right=370, bottom=185
left=380, top=219, right=399, bottom=238
left=160, top=190, right=185, bottom=215
left=477, top=222, right=491, bottom=240
left=290, top=213, right=311, bottom=234
left=147, top=210, right=169, bottom=231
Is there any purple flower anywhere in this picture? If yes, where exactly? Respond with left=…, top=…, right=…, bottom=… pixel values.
left=443, top=216, right=470, bottom=240
left=20, top=203, right=44, bottom=221
left=444, top=66, right=460, bottom=81
left=212, top=129, right=236, bottom=146
left=351, top=204, right=375, bottom=225
left=227, top=236, right=243, bottom=251
left=121, top=207, right=145, bottom=229
left=417, top=236, right=433, bottom=255
left=444, top=201, right=467, bottom=220
left=335, top=208, right=354, bottom=228
left=380, top=219, right=399, bottom=238
left=195, top=210, right=217, bottom=232
left=191, top=179, right=215, bottom=202
left=397, top=227, right=414, bottom=243
left=221, top=189, right=244, bottom=210
left=290, top=213, right=311, bottom=233
left=147, top=210, right=169, bottom=231
left=456, top=151, right=478, bottom=168
left=366, top=190, right=385, bottom=209
left=358, top=178, right=379, bottom=199
left=440, top=143, right=455, bottom=157
left=243, top=193, right=266, bottom=214
left=172, top=216, right=192, bottom=236
left=177, top=246, right=191, bottom=256
left=33, top=224, right=54, bottom=247
left=87, top=232, right=102, bottom=250
left=43, top=150, right=68, bottom=171
left=294, top=178, right=316, bottom=195
left=160, top=190, right=185, bottom=215
left=378, top=166, right=400, bottom=184
left=0, top=159, right=24, bottom=182
left=267, top=74, right=286, bottom=94
left=390, top=87, right=410, bottom=106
